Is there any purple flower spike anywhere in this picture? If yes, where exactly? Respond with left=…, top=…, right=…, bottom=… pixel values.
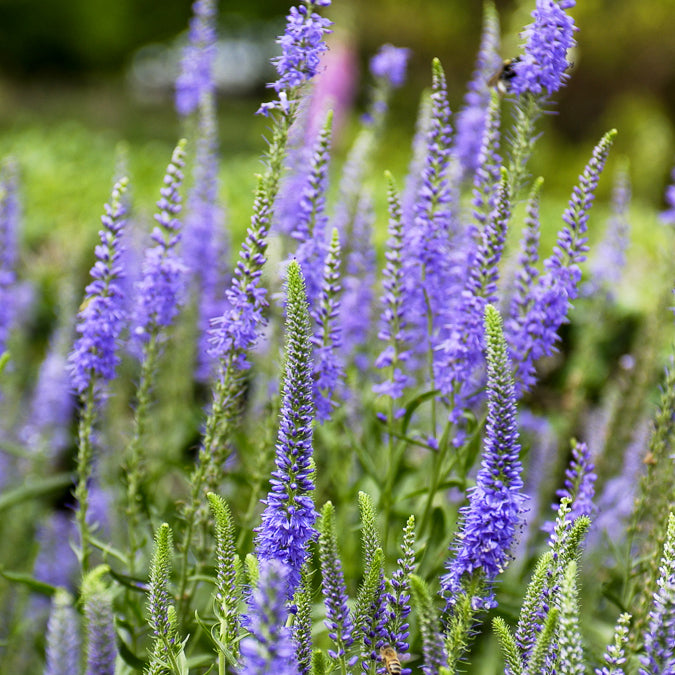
left=258, top=0, right=333, bottom=116
left=68, top=178, right=129, bottom=395
left=240, top=560, right=300, bottom=675
left=45, top=590, right=81, bottom=675
left=507, top=130, right=616, bottom=393
left=208, top=178, right=269, bottom=371
left=511, top=0, right=577, bottom=97
left=639, top=514, right=675, bottom=675
left=386, top=516, right=416, bottom=673
left=0, top=159, right=20, bottom=355
left=441, top=305, right=526, bottom=612
left=452, top=2, right=501, bottom=176
left=317, top=502, right=354, bottom=661
left=585, top=162, right=630, bottom=298
left=255, top=262, right=317, bottom=597
left=403, top=58, right=454, bottom=356
left=311, top=229, right=343, bottom=423
left=374, top=174, right=412, bottom=403
left=339, top=192, right=376, bottom=371
left=184, top=96, right=228, bottom=380
left=659, top=160, right=675, bottom=226
left=291, top=110, right=333, bottom=311
left=595, top=612, right=630, bottom=675
left=435, top=167, right=510, bottom=413
left=175, top=0, right=217, bottom=116
left=369, top=44, right=411, bottom=88
left=132, top=140, right=187, bottom=344
left=542, top=439, right=596, bottom=537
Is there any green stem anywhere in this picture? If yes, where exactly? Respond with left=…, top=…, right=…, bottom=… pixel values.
left=218, top=615, right=227, bottom=675
left=126, top=334, right=159, bottom=574
left=74, top=381, right=97, bottom=574
left=507, top=93, right=542, bottom=199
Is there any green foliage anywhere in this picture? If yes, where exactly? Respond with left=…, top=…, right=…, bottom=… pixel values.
left=557, top=561, right=584, bottom=675
left=358, top=491, right=382, bottom=572
left=353, top=547, right=385, bottom=651
left=493, top=617, right=522, bottom=675
left=207, top=492, right=242, bottom=662
left=409, top=574, right=445, bottom=671
left=147, top=523, right=186, bottom=675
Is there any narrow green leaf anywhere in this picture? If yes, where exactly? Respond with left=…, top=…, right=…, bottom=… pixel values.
left=402, top=389, right=441, bottom=436
left=0, top=567, right=57, bottom=596
left=527, top=607, right=559, bottom=674
left=0, top=473, right=73, bottom=513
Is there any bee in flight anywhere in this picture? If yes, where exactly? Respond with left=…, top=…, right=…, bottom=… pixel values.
left=379, top=645, right=403, bottom=675
left=488, top=57, right=521, bottom=94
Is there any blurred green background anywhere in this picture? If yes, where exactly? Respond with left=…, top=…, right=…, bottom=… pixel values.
left=0, top=0, right=674, bottom=303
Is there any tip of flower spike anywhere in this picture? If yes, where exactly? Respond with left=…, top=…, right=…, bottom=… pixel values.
left=484, top=304, right=504, bottom=338
left=431, top=57, right=445, bottom=79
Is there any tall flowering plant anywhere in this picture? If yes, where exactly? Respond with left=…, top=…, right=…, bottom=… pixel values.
left=4, top=3, right=675, bottom=675
left=68, top=177, right=128, bottom=573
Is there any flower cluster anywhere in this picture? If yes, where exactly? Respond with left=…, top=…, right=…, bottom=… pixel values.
left=660, top=160, right=675, bottom=226
left=240, top=560, right=298, bottom=675
left=207, top=180, right=269, bottom=371
left=311, top=229, right=344, bottom=423
left=452, top=3, right=501, bottom=176
left=317, top=502, right=355, bottom=662
left=175, top=0, right=217, bottom=116
left=441, top=305, right=526, bottom=611
left=68, top=178, right=128, bottom=395
left=511, top=0, right=577, bottom=96
left=255, top=262, right=317, bottom=596
left=507, top=130, right=616, bottom=393
left=639, top=514, right=675, bottom=674
left=0, top=159, right=19, bottom=355
left=258, top=0, right=332, bottom=116
left=544, top=440, right=597, bottom=536
left=132, top=140, right=187, bottom=344
left=369, top=44, right=411, bottom=88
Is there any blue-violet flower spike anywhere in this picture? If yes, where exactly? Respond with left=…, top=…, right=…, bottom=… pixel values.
left=511, top=0, right=577, bottom=97
left=258, top=0, right=333, bottom=116
left=369, top=44, right=411, bottom=88
left=255, top=261, right=317, bottom=598
left=638, top=513, right=675, bottom=675
left=68, top=178, right=129, bottom=395
left=441, top=305, right=526, bottom=611
left=132, top=140, right=187, bottom=344
left=240, top=560, right=300, bottom=675
left=175, top=0, right=217, bottom=116
left=0, top=159, right=20, bottom=355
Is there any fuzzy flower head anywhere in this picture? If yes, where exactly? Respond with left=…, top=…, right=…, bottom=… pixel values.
left=68, top=178, right=128, bottom=395
left=175, top=0, right=217, bottom=116
left=511, top=0, right=577, bottom=96
left=258, top=0, right=332, bottom=116
left=369, top=44, right=411, bottom=88
left=45, top=590, right=81, bottom=675
left=82, top=566, right=117, bottom=675
left=132, top=140, right=187, bottom=344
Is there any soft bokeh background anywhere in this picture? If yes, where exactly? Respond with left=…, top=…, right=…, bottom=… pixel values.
left=0, top=0, right=674, bottom=323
